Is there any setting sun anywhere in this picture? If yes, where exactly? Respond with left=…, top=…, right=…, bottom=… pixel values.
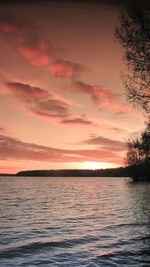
left=84, top=161, right=116, bottom=170
left=84, top=161, right=101, bottom=170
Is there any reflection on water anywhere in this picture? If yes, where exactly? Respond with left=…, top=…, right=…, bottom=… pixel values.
left=0, top=176, right=150, bottom=266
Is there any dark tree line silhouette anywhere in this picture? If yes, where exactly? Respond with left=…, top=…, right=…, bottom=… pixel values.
left=116, top=5, right=150, bottom=180
left=126, top=120, right=150, bottom=180
left=15, top=167, right=142, bottom=177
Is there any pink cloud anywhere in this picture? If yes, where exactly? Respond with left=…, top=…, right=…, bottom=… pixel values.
left=0, top=22, right=19, bottom=33
left=5, top=81, right=79, bottom=108
left=19, top=44, right=50, bottom=66
left=69, top=80, right=140, bottom=116
left=0, top=127, right=7, bottom=133
left=49, top=60, right=86, bottom=78
left=0, top=13, right=54, bottom=67
left=108, top=127, right=128, bottom=133
left=5, top=81, right=92, bottom=125
left=50, top=62, right=73, bottom=77
left=0, top=134, right=124, bottom=165
left=82, top=134, right=126, bottom=152
left=70, top=80, right=120, bottom=104
left=76, top=149, right=123, bottom=164
left=0, top=12, right=88, bottom=77
left=0, top=134, right=69, bottom=162
left=50, top=93, right=82, bottom=108
left=0, top=13, right=23, bottom=34
left=5, top=81, right=70, bottom=120
left=32, top=99, right=69, bottom=118
left=31, top=111, right=95, bottom=126
left=18, top=37, right=53, bottom=67
left=30, top=111, right=63, bottom=121
left=5, top=82, right=50, bottom=101
left=102, top=101, right=132, bottom=114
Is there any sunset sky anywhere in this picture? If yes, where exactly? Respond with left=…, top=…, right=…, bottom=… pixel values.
left=0, top=1, right=145, bottom=174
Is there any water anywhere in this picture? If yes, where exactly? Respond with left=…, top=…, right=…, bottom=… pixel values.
left=0, top=176, right=150, bottom=267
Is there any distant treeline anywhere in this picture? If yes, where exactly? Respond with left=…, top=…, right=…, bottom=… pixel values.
left=0, top=173, right=16, bottom=176
left=16, top=163, right=149, bottom=180
left=16, top=168, right=125, bottom=177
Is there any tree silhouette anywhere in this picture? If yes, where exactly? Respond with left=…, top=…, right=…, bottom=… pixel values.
left=126, top=120, right=150, bottom=180
left=116, top=6, right=150, bottom=113
left=141, top=120, right=150, bottom=162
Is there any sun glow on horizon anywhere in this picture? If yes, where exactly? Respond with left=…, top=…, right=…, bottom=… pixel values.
left=83, top=161, right=118, bottom=170
left=0, top=161, right=120, bottom=174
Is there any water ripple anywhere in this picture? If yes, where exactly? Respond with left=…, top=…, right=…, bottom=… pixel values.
left=0, top=176, right=150, bottom=266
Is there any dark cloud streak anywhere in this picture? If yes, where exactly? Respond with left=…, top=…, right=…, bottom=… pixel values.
left=61, top=117, right=94, bottom=125
left=5, top=81, right=95, bottom=125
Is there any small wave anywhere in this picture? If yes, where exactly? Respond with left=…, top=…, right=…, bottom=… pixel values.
left=0, top=235, right=99, bottom=259
left=92, top=248, right=150, bottom=267
left=102, top=222, right=148, bottom=232
left=0, top=240, right=71, bottom=258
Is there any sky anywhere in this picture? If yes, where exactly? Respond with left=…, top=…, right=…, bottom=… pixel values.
left=0, top=1, right=145, bottom=174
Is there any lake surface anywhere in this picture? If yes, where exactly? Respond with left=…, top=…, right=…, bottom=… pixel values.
left=0, top=176, right=150, bottom=266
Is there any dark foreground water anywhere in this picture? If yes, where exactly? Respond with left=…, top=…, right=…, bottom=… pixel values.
left=0, top=177, right=150, bottom=267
